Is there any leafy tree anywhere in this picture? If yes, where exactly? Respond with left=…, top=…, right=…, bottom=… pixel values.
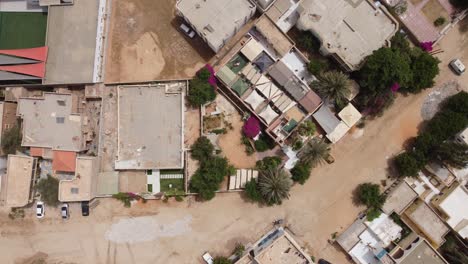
left=298, top=139, right=330, bottom=168
left=213, top=257, right=232, bottom=264
left=244, top=179, right=262, bottom=202
left=36, top=175, right=59, bottom=207
left=197, top=68, right=211, bottom=81
left=297, top=31, right=321, bottom=52
left=355, top=183, right=386, bottom=209
left=258, top=168, right=292, bottom=206
left=407, top=51, right=440, bottom=93
left=433, top=141, right=468, bottom=169
left=297, top=120, right=316, bottom=137
left=190, top=156, right=234, bottom=200
left=391, top=32, right=411, bottom=55
left=313, top=71, right=351, bottom=107
left=394, top=152, right=421, bottom=177
left=292, top=140, right=303, bottom=151
left=188, top=77, right=216, bottom=106
left=256, top=156, right=282, bottom=171
left=290, top=161, right=311, bottom=185
left=440, top=233, right=468, bottom=264
left=191, top=136, right=214, bottom=161
left=366, top=207, right=382, bottom=221
left=442, top=91, right=468, bottom=114
left=254, top=134, right=274, bottom=152
left=112, top=192, right=137, bottom=207
left=307, top=59, right=329, bottom=75
left=1, top=123, right=22, bottom=155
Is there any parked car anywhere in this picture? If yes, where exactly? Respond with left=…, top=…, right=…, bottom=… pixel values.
left=180, top=23, right=196, bottom=38
left=202, top=252, right=214, bottom=264
left=61, top=203, right=69, bottom=219
left=449, top=59, right=465, bottom=75
left=81, top=201, right=89, bottom=216
left=36, top=201, right=45, bottom=219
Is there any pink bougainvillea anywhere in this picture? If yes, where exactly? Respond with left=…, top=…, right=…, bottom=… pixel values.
left=390, top=82, right=400, bottom=93
left=420, top=42, right=433, bottom=52
left=205, top=64, right=217, bottom=91
left=243, top=116, right=260, bottom=138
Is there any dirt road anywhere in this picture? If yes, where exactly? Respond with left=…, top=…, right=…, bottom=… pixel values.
left=2, top=17, right=467, bottom=264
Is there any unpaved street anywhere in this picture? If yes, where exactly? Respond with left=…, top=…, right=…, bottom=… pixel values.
left=1, top=17, right=467, bottom=264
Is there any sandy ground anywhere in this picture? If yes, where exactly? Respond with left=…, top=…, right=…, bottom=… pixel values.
left=104, top=0, right=213, bottom=83
left=1, top=18, right=467, bottom=264
left=184, top=105, right=201, bottom=149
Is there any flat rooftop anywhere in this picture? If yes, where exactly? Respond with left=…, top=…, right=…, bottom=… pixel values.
left=382, top=181, right=418, bottom=215
left=59, top=156, right=97, bottom=202
left=115, top=84, right=184, bottom=170
left=438, top=185, right=468, bottom=239
left=255, top=234, right=312, bottom=264
left=176, top=0, right=256, bottom=52
left=296, top=0, right=397, bottom=70
left=17, top=93, right=84, bottom=151
left=3, top=155, right=34, bottom=207
left=404, top=200, right=449, bottom=247
left=255, top=15, right=294, bottom=58
left=44, top=0, right=98, bottom=84
left=400, top=240, right=447, bottom=264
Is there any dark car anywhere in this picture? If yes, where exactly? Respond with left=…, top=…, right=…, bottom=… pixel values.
left=318, top=259, right=332, bottom=264
left=81, top=201, right=89, bottom=216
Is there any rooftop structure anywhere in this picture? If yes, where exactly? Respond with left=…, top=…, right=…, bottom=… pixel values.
left=176, top=0, right=256, bottom=52
left=432, top=183, right=468, bottom=240
left=382, top=181, right=418, bottom=215
left=59, top=156, right=98, bottom=202
left=296, top=0, right=398, bottom=71
left=0, top=155, right=37, bottom=208
left=115, top=84, right=184, bottom=170
left=312, top=104, right=362, bottom=143
left=391, top=238, right=448, bottom=264
left=44, top=0, right=102, bottom=84
left=403, top=200, right=449, bottom=248
left=17, top=93, right=85, bottom=152
left=254, top=15, right=294, bottom=58
left=0, top=47, right=48, bottom=82
left=234, top=227, right=313, bottom=264
left=425, top=162, right=456, bottom=187
left=266, top=0, right=302, bottom=33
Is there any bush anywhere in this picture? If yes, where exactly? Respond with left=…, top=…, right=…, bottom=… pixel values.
left=307, top=59, right=329, bottom=75
left=292, top=140, right=303, bottom=151
left=256, top=156, right=282, bottom=171
left=394, top=152, right=420, bottom=177
left=191, top=136, right=214, bottom=161
left=254, top=138, right=270, bottom=152
left=297, top=120, right=316, bottom=137
left=188, top=77, right=216, bottom=106
left=213, top=257, right=231, bottom=264
left=366, top=207, right=382, bottom=221
left=36, top=175, right=60, bottom=207
left=355, top=183, right=386, bottom=209
left=434, top=17, right=446, bottom=26
left=190, top=156, right=234, bottom=201
left=290, top=162, right=311, bottom=185
left=112, top=192, right=137, bottom=207
left=244, top=179, right=262, bottom=202
left=1, top=123, right=22, bottom=155
left=297, top=31, right=321, bottom=52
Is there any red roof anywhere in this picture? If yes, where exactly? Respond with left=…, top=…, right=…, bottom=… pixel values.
left=0, top=47, right=48, bottom=61
left=0, top=62, right=45, bottom=78
left=30, top=147, right=44, bottom=157
left=52, top=151, right=77, bottom=172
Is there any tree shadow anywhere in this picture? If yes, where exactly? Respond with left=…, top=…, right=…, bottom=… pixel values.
left=458, top=16, right=468, bottom=33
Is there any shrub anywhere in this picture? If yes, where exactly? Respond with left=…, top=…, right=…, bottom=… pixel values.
left=254, top=138, right=270, bottom=152
left=292, top=140, right=303, bottom=151
left=1, top=123, right=22, bottom=155
left=256, top=156, right=282, bottom=171
left=297, top=120, right=316, bottom=137
left=244, top=179, right=262, bottom=202
left=290, top=161, right=311, bottom=185
left=366, top=207, right=382, bottom=221
left=112, top=192, right=137, bottom=207
left=188, top=77, right=216, bottom=106
left=307, top=59, right=329, bottom=75
left=434, top=17, right=446, bottom=26
left=355, top=183, right=386, bottom=209
left=191, top=136, right=214, bottom=161
left=297, top=31, right=321, bottom=52
left=175, top=195, right=184, bottom=202
left=213, top=257, right=231, bottom=264
left=190, top=156, right=234, bottom=201
left=36, top=175, right=59, bottom=207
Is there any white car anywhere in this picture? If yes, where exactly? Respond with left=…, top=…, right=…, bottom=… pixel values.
left=449, top=59, right=465, bottom=75
left=202, top=252, right=214, bottom=264
left=36, top=201, right=45, bottom=219
left=61, top=203, right=69, bottom=219
left=180, top=23, right=196, bottom=38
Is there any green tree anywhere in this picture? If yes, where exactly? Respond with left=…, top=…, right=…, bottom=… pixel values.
left=355, top=183, right=386, bottom=209
left=434, top=17, right=446, bottom=26
left=298, top=139, right=330, bottom=168
left=188, top=78, right=216, bottom=106
left=258, top=168, right=292, bottom=205
left=406, top=51, right=440, bottom=93
left=433, top=141, right=468, bottom=169
left=390, top=32, right=411, bottom=55
left=244, top=179, right=262, bottom=202
left=290, top=161, right=311, bottom=185
left=442, top=91, right=468, bottom=114
left=359, top=47, right=412, bottom=99
left=36, top=175, right=59, bottom=207
left=190, top=156, right=233, bottom=200
left=394, top=152, right=421, bottom=177
left=313, top=71, right=351, bottom=107
left=1, top=123, right=22, bottom=155
left=441, top=234, right=468, bottom=264
left=213, top=256, right=232, bottom=264
left=256, top=156, right=282, bottom=171
left=366, top=207, right=382, bottom=221
left=191, top=136, right=214, bottom=161
left=307, top=59, right=329, bottom=75
left=297, top=120, right=316, bottom=137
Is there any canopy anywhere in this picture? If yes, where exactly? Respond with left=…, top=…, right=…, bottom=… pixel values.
left=259, top=104, right=279, bottom=124
left=244, top=90, right=265, bottom=111
left=216, top=66, right=236, bottom=86
left=240, top=38, right=264, bottom=61
left=256, top=78, right=283, bottom=101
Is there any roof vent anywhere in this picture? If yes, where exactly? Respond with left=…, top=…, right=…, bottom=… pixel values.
left=71, top=188, right=79, bottom=194
left=56, top=117, right=65, bottom=124
left=57, top=99, right=66, bottom=106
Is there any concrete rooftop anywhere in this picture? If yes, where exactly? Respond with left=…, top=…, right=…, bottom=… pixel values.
left=115, top=84, right=184, bottom=170
left=296, top=0, right=397, bottom=70
left=17, top=93, right=84, bottom=151
left=382, top=181, right=418, bottom=215
left=44, top=0, right=98, bottom=84
left=400, top=239, right=447, bottom=264
left=59, top=156, right=98, bottom=202
left=3, top=155, right=35, bottom=208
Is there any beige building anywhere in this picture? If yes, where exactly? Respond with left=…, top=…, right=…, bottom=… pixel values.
left=58, top=156, right=98, bottom=202
left=0, top=155, right=37, bottom=208
left=296, top=0, right=398, bottom=71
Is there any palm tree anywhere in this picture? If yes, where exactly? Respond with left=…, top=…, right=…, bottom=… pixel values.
left=433, top=141, right=468, bottom=169
left=298, top=139, right=330, bottom=168
left=312, top=71, right=351, bottom=108
left=258, top=168, right=292, bottom=205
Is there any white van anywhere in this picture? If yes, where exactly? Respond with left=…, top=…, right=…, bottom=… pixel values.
left=449, top=59, right=465, bottom=75
left=180, top=23, right=196, bottom=39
